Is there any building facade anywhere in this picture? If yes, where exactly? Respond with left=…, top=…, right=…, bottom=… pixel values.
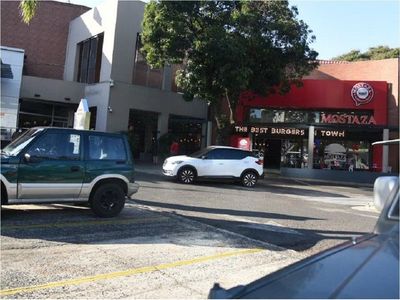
left=230, top=59, right=399, bottom=182
left=1, top=0, right=209, bottom=158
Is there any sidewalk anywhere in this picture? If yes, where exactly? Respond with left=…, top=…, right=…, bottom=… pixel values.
left=133, top=161, right=374, bottom=188
left=134, top=161, right=164, bottom=175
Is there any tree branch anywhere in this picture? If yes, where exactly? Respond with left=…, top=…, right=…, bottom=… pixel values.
left=225, top=89, right=235, bottom=125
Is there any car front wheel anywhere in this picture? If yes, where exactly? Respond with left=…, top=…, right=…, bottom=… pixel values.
left=178, top=167, right=196, bottom=184
left=241, top=171, right=258, bottom=187
left=90, top=183, right=125, bottom=218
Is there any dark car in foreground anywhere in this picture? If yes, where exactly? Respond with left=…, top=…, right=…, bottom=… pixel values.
left=1, top=127, right=139, bottom=217
left=209, top=174, right=399, bottom=299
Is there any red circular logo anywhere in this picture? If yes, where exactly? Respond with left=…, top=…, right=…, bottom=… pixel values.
left=351, top=82, right=374, bottom=106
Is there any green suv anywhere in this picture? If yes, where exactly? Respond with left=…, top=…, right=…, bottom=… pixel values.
left=1, top=127, right=139, bottom=217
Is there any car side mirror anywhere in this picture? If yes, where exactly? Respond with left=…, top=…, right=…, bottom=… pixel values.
left=373, top=176, right=398, bottom=211
left=201, top=155, right=206, bottom=160
left=23, top=153, right=31, bottom=163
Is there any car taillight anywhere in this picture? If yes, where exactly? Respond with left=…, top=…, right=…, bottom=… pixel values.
left=256, top=159, right=263, bottom=165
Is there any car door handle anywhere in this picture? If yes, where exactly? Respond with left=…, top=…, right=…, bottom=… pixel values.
left=70, top=166, right=80, bottom=172
left=218, top=163, right=224, bottom=165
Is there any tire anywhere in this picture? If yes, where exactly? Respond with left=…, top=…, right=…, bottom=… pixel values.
left=241, top=171, right=258, bottom=188
left=178, top=167, right=196, bottom=184
left=90, top=183, right=125, bottom=218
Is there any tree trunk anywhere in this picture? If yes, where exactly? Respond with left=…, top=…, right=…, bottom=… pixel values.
left=211, top=91, right=238, bottom=146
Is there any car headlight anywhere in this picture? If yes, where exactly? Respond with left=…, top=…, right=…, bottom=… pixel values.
left=171, top=160, right=183, bottom=165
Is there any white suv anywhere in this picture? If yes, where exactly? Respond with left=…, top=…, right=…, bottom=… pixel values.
left=162, top=146, right=264, bottom=187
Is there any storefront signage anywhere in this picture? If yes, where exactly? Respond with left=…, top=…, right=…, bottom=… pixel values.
left=234, top=126, right=305, bottom=136
left=351, top=82, right=374, bottom=106
left=318, top=130, right=346, bottom=138
left=321, top=113, right=376, bottom=125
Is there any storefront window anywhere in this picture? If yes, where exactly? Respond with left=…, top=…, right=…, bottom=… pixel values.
left=281, top=139, right=308, bottom=168
left=249, top=109, right=284, bottom=123
left=313, top=140, right=370, bottom=171
left=168, top=116, right=203, bottom=154
left=18, top=99, right=76, bottom=129
left=284, top=111, right=307, bottom=123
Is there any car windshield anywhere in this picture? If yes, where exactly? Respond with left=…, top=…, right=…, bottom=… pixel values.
left=2, top=128, right=44, bottom=156
left=189, top=148, right=210, bottom=158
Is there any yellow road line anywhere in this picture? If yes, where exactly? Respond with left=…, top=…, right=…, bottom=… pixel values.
left=0, top=248, right=263, bottom=296
left=2, top=217, right=168, bottom=230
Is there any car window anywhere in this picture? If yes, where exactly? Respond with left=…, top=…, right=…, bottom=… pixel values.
left=205, top=149, right=224, bottom=159
left=189, top=148, right=210, bottom=158
left=88, top=135, right=126, bottom=160
left=27, top=132, right=81, bottom=160
left=226, top=149, right=253, bottom=160
left=206, top=149, right=253, bottom=160
left=3, top=128, right=44, bottom=156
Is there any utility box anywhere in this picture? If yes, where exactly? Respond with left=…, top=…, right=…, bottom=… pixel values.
left=74, top=99, right=91, bottom=130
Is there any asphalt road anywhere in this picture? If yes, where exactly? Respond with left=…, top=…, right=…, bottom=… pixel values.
left=134, top=171, right=379, bottom=256
left=0, top=172, right=379, bottom=298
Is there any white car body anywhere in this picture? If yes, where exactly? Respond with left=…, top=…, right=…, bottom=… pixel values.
left=162, top=146, right=264, bottom=186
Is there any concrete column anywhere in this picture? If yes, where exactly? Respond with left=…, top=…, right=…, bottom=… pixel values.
left=206, top=121, right=212, bottom=147
left=157, top=113, right=169, bottom=139
left=382, top=128, right=389, bottom=173
left=307, top=126, right=314, bottom=169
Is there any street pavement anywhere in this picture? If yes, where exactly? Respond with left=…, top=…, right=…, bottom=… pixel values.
left=1, top=203, right=300, bottom=298
left=0, top=164, right=380, bottom=298
left=133, top=164, right=378, bottom=256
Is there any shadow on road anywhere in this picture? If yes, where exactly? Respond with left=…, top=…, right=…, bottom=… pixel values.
left=0, top=202, right=368, bottom=252
left=137, top=173, right=353, bottom=198
left=133, top=199, right=324, bottom=221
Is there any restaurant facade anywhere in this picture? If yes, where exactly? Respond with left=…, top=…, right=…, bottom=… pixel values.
left=230, top=77, right=398, bottom=182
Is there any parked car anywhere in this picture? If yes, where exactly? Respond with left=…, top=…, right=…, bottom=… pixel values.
left=209, top=174, right=399, bottom=298
left=1, top=127, right=139, bottom=217
left=162, top=146, right=264, bottom=187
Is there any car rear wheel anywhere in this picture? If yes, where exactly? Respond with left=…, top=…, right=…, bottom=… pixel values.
left=90, top=183, right=125, bottom=218
left=178, top=167, right=196, bottom=184
left=241, top=171, right=258, bottom=187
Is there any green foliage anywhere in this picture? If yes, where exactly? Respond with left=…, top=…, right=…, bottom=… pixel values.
left=333, top=46, right=400, bottom=61
left=19, top=0, right=38, bottom=24
left=141, top=0, right=318, bottom=122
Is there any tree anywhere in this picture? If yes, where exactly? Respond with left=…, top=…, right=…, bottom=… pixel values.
left=141, top=0, right=318, bottom=144
left=333, top=46, right=400, bottom=61
left=19, top=0, right=38, bottom=24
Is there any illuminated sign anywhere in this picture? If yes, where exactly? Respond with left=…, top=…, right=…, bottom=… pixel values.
left=235, top=126, right=248, bottom=133
left=321, top=113, right=376, bottom=125
left=235, top=126, right=305, bottom=136
left=317, top=130, right=346, bottom=138
left=351, top=82, right=374, bottom=106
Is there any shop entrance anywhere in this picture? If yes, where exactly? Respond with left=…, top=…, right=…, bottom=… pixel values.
left=263, top=139, right=281, bottom=169
left=128, top=109, right=158, bottom=160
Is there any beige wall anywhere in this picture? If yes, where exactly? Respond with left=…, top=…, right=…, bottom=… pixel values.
left=84, top=82, right=110, bottom=131
left=62, top=1, right=208, bottom=138
left=21, top=76, right=86, bottom=104
left=111, top=1, right=145, bottom=83
left=107, top=82, right=208, bottom=133
left=64, top=0, right=118, bottom=82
